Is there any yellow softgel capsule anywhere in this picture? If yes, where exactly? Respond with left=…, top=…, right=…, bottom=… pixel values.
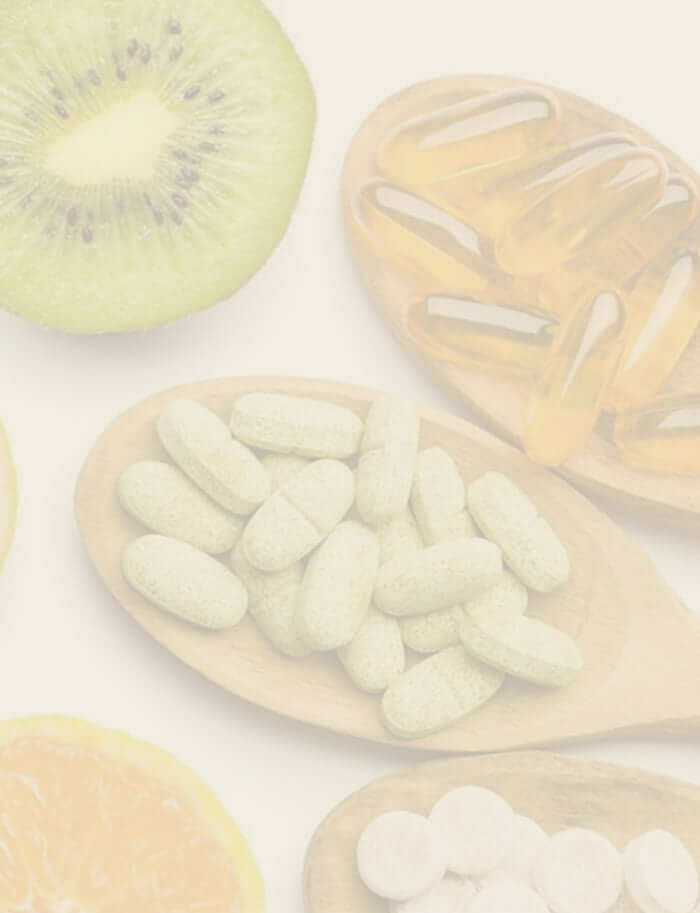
left=495, top=148, right=667, bottom=277
left=407, top=292, right=560, bottom=376
left=613, top=393, right=700, bottom=474
left=610, top=248, right=700, bottom=408
left=380, top=88, right=560, bottom=185
left=522, top=289, right=627, bottom=465
left=353, top=180, right=498, bottom=293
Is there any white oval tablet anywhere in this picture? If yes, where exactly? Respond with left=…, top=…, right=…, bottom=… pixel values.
left=391, top=874, right=476, bottom=913
left=118, top=460, right=242, bottom=554
left=429, top=786, right=516, bottom=878
left=459, top=612, right=583, bottom=688
left=123, top=535, right=248, bottom=630
left=377, top=509, right=424, bottom=565
left=470, top=878, right=549, bottom=913
left=158, top=399, right=270, bottom=515
left=242, top=459, right=355, bottom=571
left=467, top=471, right=569, bottom=592
left=297, top=520, right=379, bottom=651
left=411, top=447, right=476, bottom=544
left=356, top=395, right=420, bottom=527
left=357, top=811, right=447, bottom=901
left=261, top=453, right=309, bottom=489
left=230, top=393, right=363, bottom=458
left=624, top=830, right=699, bottom=913
left=534, top=828, right=623, bottom=913
left=382, top=646, right=504, bottom=739
left=375, top=538, right=502, bottom=617
left=339, top=609, right=406, bottom=693
left=482, top=815, right=548, bottom=887
left=401, top=607, right=462, bottom=654
left=465, top=570, right=528, bottom=625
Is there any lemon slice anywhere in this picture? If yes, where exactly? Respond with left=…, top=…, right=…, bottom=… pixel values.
left=0, top=422, right=17, bottom=572
left=0, top=716, right=265, bottom=912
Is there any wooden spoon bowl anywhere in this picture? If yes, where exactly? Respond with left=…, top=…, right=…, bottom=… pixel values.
left=75, top=376, right=700, bottom=752
left=341, top=74, right=700, bottom=529
left=304, top=752, right=700, bottom=913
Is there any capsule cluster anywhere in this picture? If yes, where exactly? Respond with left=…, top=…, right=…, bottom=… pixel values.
left=117, top=390, right=577, bottom=740
left=349, top=83, right=700, bottom=474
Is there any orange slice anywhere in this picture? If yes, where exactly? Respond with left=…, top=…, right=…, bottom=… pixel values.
left=0, top=422, right=17, bottom=572
left=0, top=716, right=265, bottom=912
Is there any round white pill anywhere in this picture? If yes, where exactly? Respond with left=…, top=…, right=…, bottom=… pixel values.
left=429, top=786, right=516, bottom=878
left=471, top=877, right=549, bottom=913
left=534, top=828, right=623, bottom=913
left=482, top=815, right=548, bottom=887
left=357, top=811, right=447, bottom=901
left=624, top=830, right=699, bottom=913
left=391, top=874, right=476, bottom=913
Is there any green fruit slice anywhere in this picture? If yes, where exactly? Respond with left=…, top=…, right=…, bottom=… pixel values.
left=0, top=0, right=315, bottom=333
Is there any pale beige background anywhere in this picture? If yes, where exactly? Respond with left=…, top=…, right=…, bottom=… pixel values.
left=1, top=0, right=699, bottom=909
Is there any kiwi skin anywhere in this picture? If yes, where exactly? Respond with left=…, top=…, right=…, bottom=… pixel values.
left=0, top=0, right=316, bottom=334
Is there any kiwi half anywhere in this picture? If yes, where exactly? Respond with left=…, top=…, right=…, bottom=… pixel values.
left=0, top=0, right=315, bottom=333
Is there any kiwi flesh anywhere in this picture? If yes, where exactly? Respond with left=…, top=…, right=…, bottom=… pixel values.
left=0, top=0, right=316, bottom=333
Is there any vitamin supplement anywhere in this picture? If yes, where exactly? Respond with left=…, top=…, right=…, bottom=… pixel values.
left=339, top=608, right=406, bottom=693
left=467, top=472, right=569, bottom=592
left=231, top=544, right=309, bottom=658
left=381, top=646, right=505, bottom=739
left=522, top=289, right=627, bottom=466
left=118, top=460, right=242, bottom=555
left=495, top=148, right=667, bottom=276
left=534, top=828, right=623, bottom=913
left=400, top=606, right=463, bottom=654
left=242, top=459, right=354, bottom=571
left=377, top=508, right=424, bottom=564
left=436, top=133, right=638, bottom=239
left=624, top=830, right=699, bottom=913
left=123, top=535, right=248, bottom=630
left=407, top=294, right=560, bottom=377
left=430, top=786, right=516, bottom=879
left=261, top=453, right=309, bottom=489
left=391, top=874, right=476, bottom=913
left=158, top=399, right=270, bottom=515
left=296, top=520, right=379, bottom=651
left=465, top=570, right=529, bottom=625
left=356, top=811, right=448, bottom=901
left=459, top=612, right=583, bottom=688
left=353, top=181, right=496, bottom=292
left=381, top=88, right=560, bottom=184
left=611, top=249, right=700, bottom=408
left=470, top=879, right=549, bottom=913
left=614, top=393, right=700, bottom=475
left=356, top=395, right=420, bottom=527
left=410, top=447, right=476, bottom=544
left=230, top=393, right=363, bottom=458
left=545, top=175, right=698, bottom=306
left=483, top=816, right=549, bottom=887
left=374, top=538, right=502, bottom=617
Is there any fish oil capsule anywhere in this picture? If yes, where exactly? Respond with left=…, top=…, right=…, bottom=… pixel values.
left=432, top=132, right=637, bottom=239
left=613, top=393, right=700, bottom=474
left=522, top=289, right=627, bottom=466
left=380, top=88, right=560, bottom=185
left=352, top=181, right=498, bottom=293
left=544, top=175, right=698, bottom=309
left=610, top=249, right=700, bottom=408
left=407, top=293, right=560, bottom=377
left=495, top=147, right=667, bottom=277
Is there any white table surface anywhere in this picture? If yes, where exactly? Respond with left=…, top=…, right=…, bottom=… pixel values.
left=1, top=0, right=699, bottom=908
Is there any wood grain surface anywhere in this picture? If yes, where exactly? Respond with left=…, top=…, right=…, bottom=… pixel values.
left=304, top=752, right=700, bottom=913
left=341, top=74, right=700, bottom=529
left=75, top=376, right=700, bottom=753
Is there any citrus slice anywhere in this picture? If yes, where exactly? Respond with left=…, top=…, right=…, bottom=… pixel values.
left=0, top=423, right=17, bottom=572
left=0, top=717, right=265, bottom=912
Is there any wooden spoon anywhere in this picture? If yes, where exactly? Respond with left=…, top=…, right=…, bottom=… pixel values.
left=341, top=74, right=700, bottom=529
left=304, top=751, right=700, bottom=913
left=75, top=376, right=700, bottom=753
